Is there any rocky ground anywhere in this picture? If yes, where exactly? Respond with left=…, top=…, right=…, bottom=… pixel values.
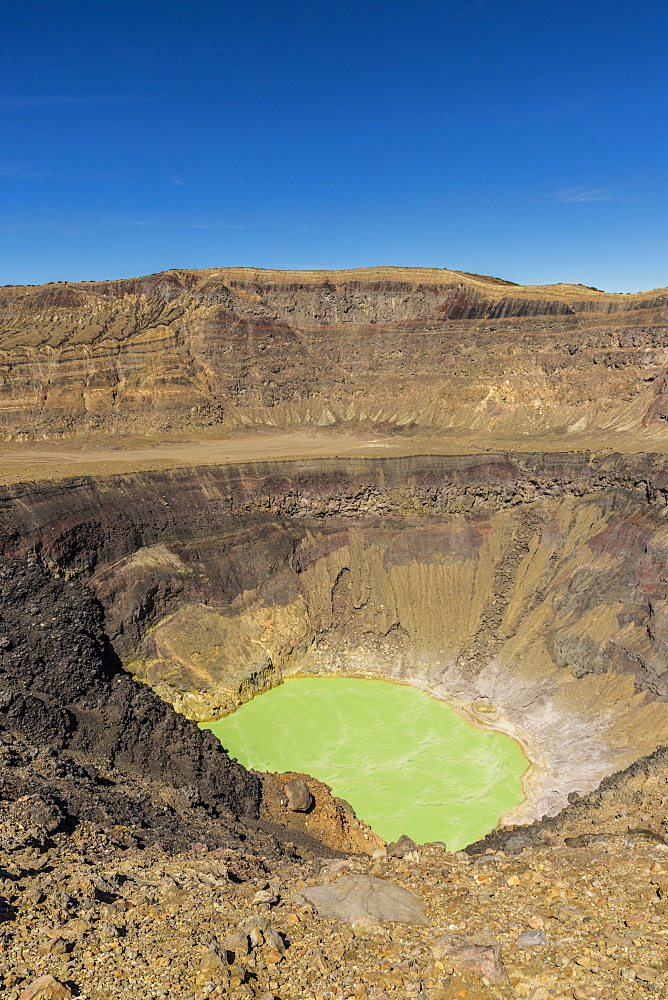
left=2, top=796, right=668, bottom=1000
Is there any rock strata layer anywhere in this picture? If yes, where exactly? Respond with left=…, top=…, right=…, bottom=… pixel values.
left=1, top=266, right=667, bottom=442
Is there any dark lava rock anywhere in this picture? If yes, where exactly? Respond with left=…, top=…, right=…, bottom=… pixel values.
left=26, top=794, right=63, bottom=833
left=0, top=557, right=270, bottom=852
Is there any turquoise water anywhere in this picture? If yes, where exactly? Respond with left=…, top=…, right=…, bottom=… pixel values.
left=202, top=677, right=527, bottom=851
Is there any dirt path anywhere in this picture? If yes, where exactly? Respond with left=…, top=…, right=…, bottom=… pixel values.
left=0, top=433, right=410, bottom=484
left=1, top=429, right=668, bottom=485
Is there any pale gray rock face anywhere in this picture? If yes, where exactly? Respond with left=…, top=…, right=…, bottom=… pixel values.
left=284, top=778, right=314, bottom=812
left=517, top=928, right=548, bottom=947
left=293, top=874, right=428, bottom=925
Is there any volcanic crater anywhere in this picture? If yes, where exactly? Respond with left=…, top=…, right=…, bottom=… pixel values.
left=5, top=448, right=668, bottom=839
left=3, top=266, right=668, bottom=842
left=4, top=267, right=668, bottom=1000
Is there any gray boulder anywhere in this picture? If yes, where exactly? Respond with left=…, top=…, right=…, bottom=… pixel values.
left=517, top=928, right=548, bottom=948
left=293, top=874, right=428, bottom=925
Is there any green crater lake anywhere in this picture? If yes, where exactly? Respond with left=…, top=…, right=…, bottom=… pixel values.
left=202, top=677, right=528, bottom=851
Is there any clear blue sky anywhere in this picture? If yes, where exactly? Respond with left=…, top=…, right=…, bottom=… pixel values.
left=1, top=0, right=666, bottom=291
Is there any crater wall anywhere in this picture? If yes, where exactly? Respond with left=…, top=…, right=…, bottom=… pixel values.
left=1, top=266, right=668, bottom=442
left=3, top=452, right=668, bottom=830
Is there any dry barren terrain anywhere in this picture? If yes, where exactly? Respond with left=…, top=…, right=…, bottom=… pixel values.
left=3, top=267, right=668, bottom=1000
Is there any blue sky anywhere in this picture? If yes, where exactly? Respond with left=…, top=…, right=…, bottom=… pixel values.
left=1, top=0, right=666, bottom=291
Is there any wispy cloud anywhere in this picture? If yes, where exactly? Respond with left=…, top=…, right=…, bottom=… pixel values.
left=550, top=185, right=623, bottom=204
left=0, top=96, right=148, bottom=111
left=180, top=222, right=244, bottom=230
left=0, top=217, right=246, bottom=234
left=93, top=217, right=245, bottom=232
left=0, top=164, right=50, bottom=179
left=0, top=220, right=79, bottom=234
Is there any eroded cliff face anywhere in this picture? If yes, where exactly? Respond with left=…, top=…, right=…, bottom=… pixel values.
left=1, top=266, right=668, bottom=442
left=3, top=453, right=668, bottom=830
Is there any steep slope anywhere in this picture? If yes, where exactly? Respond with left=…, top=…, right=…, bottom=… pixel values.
left=0, top=557, right=261, bottom=847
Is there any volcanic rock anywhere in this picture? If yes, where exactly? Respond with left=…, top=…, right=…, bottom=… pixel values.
left=517, top=928, right=549, bottom=947
left=284, top=779, right=313, bottom=812
left=432, top=931, right=508, bottom=982
left=198, top=941, right=228, bottom=972
left=388, top=834, right=419, bottom=857
left=18, top=977, right=73, bottom=1000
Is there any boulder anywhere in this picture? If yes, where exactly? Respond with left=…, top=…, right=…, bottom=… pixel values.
left=18, top=977, right=74, bottom=1000
left=293, top=874, right=428, bottom=925
left=27, top=794, right=63, bottom=834
left=387, top=834, right=418, bottom=857
left=517, top=928, right=548, bottom=947
left=199, top=941, right=228, bottom=973
left=284, top=779, right=313, bottom=812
